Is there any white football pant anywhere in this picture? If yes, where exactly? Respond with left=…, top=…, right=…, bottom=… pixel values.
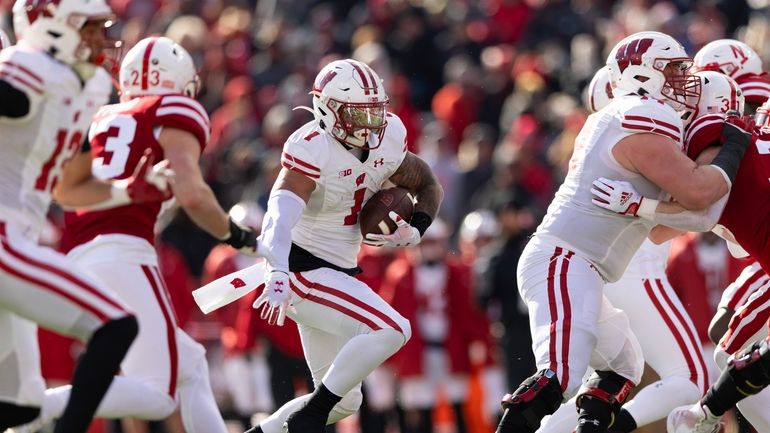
left=38, top=235, right=226, bottom=433
left=258, top=267, right=410, bottom=433
left=0, top=222, right=128, bottom=407
left=517, top=237, right=644, bottom=399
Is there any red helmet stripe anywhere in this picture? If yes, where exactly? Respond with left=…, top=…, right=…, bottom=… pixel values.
left=363, top=64, right=378, bottom=95
left=347, top=60, right=370, bottom=95
left=141, top=37, right=160, bottom=90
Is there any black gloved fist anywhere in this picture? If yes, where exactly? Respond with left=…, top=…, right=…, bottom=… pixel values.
left=224, top=217, right=258, bottom=255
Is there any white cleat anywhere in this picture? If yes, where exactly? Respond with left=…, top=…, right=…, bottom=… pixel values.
left=667, top=403, right=722, bottom=433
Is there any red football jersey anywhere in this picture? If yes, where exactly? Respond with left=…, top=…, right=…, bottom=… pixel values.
left=62, top=94, right=210, bottom=250
left=717, top=128, right=770, bottom=272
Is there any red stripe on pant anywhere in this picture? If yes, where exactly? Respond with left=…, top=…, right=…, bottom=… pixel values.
left=294, top=272, right=403, bottom=334
left=289, top=280, right=383, bottom=331
left=721, top=284, right=770, bottom=354
left=558, top=251, right=574, bottom=393
left=142, top=265, right=178, bottom=397
left=547, top=247, right=573, bottom=392
left=644, top=279, right=702, bottom=392
left=0, top=235, right=124, bottom=311
left=654, top=279, right=708, bottom=393
left=0, top=252, right=110, bottom=321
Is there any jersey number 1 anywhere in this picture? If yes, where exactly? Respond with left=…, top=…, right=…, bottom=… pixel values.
left=343, top=173, right=367, bottom=225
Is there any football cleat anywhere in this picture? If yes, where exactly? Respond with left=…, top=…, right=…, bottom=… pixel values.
left=667, top=403, right=722, bottom=433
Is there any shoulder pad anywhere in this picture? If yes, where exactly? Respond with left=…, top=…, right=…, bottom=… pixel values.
left=684, top=114, right=724, bottom=159
left=619, top=98, right=683, bottom=143
left=736, top=73, right=770, bottom=105
left=282, top=123, right=329, bottom=180
left=384, top=112, right=409, bottom=154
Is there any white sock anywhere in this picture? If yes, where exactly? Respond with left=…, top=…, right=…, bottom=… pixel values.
left=736, top=386, right=770, bottom=431
left=536, top=397, right=578, bottom=433
left=622, top=375, right=701, bottom=427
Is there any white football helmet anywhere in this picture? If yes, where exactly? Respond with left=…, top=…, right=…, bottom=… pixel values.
left=693, top=71, right=744, bottom=118
left=119, top=36, right=199, bottom=99
left=0, top=29, right=10, bottom=50
left=311, top=59, right=389, bottom=149
left=606, top=31, right=700, bottom=112
left=693, top=39, right=763, bottom=79
left=12, top=0, right=114, bottom=65
left=586, top=66, right=614, bottom=113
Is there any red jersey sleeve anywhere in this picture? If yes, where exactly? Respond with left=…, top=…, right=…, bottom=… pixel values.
left=684, top=114, right=724, bottom=159
left=736, top=73, right=770, bottom=106
left=753, top=129, right=770, bottom=183
left=155, top=95, right=211, bottom=149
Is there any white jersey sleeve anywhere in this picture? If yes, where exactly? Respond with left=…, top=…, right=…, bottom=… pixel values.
left=382, top=112, right=409, bottom=176
left=281, top=124, right=330, bottom=181
left=0, top=46, right=48, bottom=121
left=618, top=98, right=683, bottom=146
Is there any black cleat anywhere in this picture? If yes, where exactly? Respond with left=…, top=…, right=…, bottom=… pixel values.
left=284, top=410, right=326, bottom=433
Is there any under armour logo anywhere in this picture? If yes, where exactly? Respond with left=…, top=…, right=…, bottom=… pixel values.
left=230, top=278, right=246, bottom=289
left=579, top=419, right=601, bottom=426
left=274, top=281, right=285, bottom=293
left=373, top=158, right=385, bottom=167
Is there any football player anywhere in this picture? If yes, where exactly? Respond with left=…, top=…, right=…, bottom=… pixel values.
left=245, top=58, right=443, bottom=433
left=13, top=36, right=260, bottom=433
left=592, top=84, right=770, bottom=433
left=496, top=31, right=750, bottom=433
left=536, top=67, right=729, bottom=433
left=0, top=0, right=165, bottom=430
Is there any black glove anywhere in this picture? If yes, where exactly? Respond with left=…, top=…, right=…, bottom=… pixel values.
left=712, top=113, right=753, bottom=184
left=223, top=217, right=258, bottom=255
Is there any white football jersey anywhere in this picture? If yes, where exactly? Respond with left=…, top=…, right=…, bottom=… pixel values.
left=0, top=41, right=112, bottom=240
left=536, top=95, right=683, bottom=282
left=282, top=114, right=408, bottom=268
left=621, top=239, right=671, bottom=278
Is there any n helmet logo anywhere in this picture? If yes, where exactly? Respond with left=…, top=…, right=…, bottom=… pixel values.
left=615, top=38, right=654, bottom=73
left=24, top=0, right=60, bottom=24
left=730, top=44, right=748, bottom=66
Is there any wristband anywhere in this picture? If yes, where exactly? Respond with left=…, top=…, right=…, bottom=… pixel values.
left=636, top=197, right=659, bottom=220
left=409, top=211, right=433, bottom=236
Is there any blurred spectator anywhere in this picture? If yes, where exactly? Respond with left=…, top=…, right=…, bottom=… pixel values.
left=381, top=220, right=492, bottom=433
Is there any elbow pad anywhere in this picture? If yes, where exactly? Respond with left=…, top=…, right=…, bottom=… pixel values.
left=259, top=189, right=306, bottom=272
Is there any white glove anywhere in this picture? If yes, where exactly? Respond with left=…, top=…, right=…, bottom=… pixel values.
left=590, top=177, right=656, bottom=218
left=364, top=211, right=422, bottom=247
left=252, top=270, right=291, bottom=326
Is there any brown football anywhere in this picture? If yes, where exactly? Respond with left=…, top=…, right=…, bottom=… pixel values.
left=359, top=187, right=415, bottom=236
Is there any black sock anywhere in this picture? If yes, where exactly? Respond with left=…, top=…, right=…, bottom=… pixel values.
left=608, top=408, right=637, bottom=433
left=0, top=402, right=40, bottom=429
left=702, top=371, right=745, bottom=417
left=575, top=398, right=612, bottom=433
left=299, top=384, right=343, bottom=420
left=54, top=316, right=138, bottom=433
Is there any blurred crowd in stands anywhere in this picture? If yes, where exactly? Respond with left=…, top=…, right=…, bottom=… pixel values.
left=1, top=0, right=767, bottom=431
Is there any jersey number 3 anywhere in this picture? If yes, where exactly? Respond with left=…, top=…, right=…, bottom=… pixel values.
left=91, top=114, right=138, bottom=179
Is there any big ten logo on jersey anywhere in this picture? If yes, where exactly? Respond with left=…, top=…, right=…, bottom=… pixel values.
left=339, top=168, right=352, bottom=178
left=90, top=114, right=140, bottom=180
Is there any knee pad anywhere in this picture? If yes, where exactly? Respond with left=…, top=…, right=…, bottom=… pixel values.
left=726, top=337, right=770, bottom=396
left=575, top=371, right=634, bottom=429
left=495, top=369, right=563, bottom=433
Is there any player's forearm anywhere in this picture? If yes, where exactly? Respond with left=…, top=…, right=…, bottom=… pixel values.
left=53, top=178, right=128, bottom=210
left=671, top=165, right=730, bottom=210
left=174, top=183, right=230, bottom=239
left=259, top=189, right=306, bottom=272
left=645, top=193, right=727, bottom=232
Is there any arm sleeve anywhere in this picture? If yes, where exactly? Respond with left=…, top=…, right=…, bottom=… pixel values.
left=155, top=95, right=211, bottom=149
left=258, top=189, right=306, bottom=273
left=649, top=192, right=728, bottom=232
